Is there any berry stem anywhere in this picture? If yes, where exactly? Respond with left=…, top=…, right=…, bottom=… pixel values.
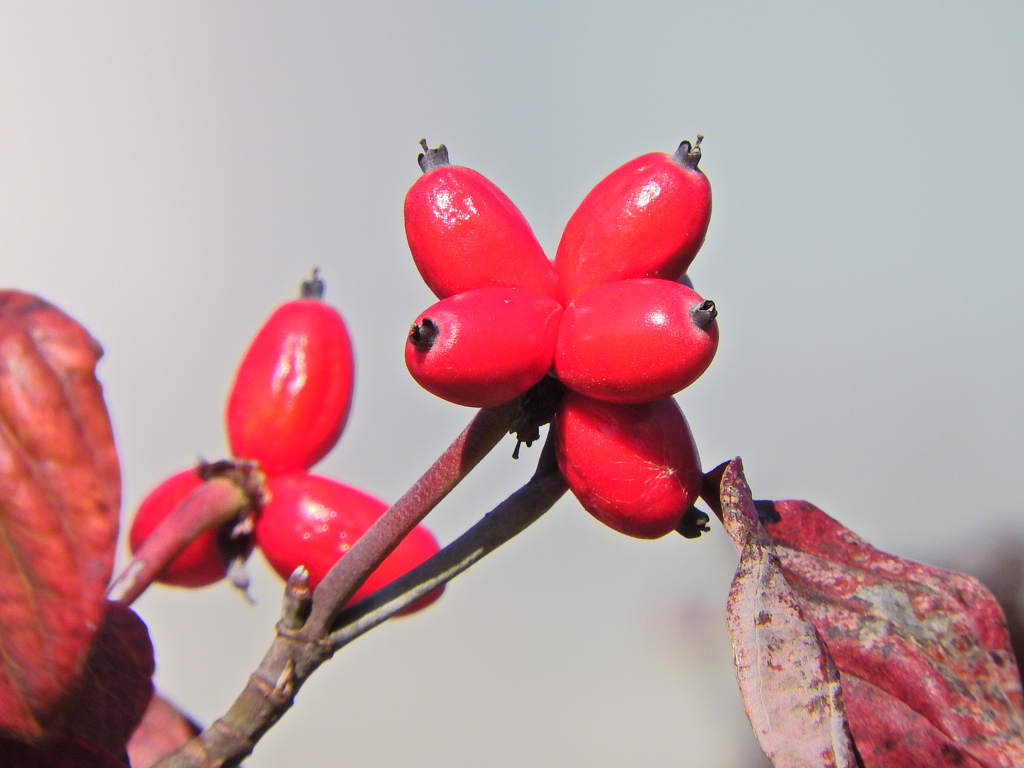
left=328, top=431, right=567, bottom=647
left=107, top=467, right=262, bottom=606
left=698, top=460, right=729, bottom=525
left=300, top=399, right=519, bottom=638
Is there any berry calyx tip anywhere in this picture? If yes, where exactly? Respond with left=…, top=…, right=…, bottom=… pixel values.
left=672, top=134, right=704, bottom=170
left=676, top=506, right=711, bottom=538
left=409, top=318, right=440, bottom=350
left=417, top=139, right=451, bottom=173
left=300, top=268, right=325, bottom=300
left=691, top=299, right=717, bottom=330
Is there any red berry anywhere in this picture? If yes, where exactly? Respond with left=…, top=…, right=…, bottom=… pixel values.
left=554, top=279, right=718, bottom=404
left=555, top=138, right=711, bottom=303
left=128, top=469, right=228, bottom=588
left=555, top=392, right=702, bottom=539
left=404, top=141, right=564, bottom=304
left=405, top=286, right=563, bottom=407
left=255, top=473, right=443, bottom=613
left=226, top=272, right=354, bottom=476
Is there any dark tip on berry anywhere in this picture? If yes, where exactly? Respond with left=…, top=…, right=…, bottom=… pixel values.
left=417, top=140, right=451, bottom=174
left=300, top=268, right=325, bottom=300
left=409, top=317, right=440, bottom=350
left=691, top=299, right=717, bottom=330
left=672, top=134, right=703, bottom=170
left=676, top=506, right=711, bottom=538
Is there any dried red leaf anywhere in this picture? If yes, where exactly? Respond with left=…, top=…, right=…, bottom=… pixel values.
left=759, top=497, right=1024, bottom=767
left=0, top=291, right=121, bottom=740
left=712, top=459, right=859, bottom=768
left=126, top=694, right=201, bottom=768
left=840, top=675, right=985, bottom=767
left=706, top=458, right=1024, bottom=767
left=949, top=533, right=1024, bottom=690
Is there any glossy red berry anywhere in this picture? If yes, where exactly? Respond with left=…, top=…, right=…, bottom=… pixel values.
left=404, top=141, right=564, bottom=304
left=255, top=472, right=443, bottom=613
left=226, top=272, right=354, bottom=476
left=128, top=469, right=227, bottom=588
left=555, top=392, right=703, bottom=539
left=555, top=138, right=711, bottom=302
left=405, top=286, right=563, bottom=407
left=554, top=278, right=718, bottom=404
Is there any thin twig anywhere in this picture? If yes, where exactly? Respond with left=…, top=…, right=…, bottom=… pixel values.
left=329, top=432, right=567, bottom=649
left=299, top=400, right=518, bottom=639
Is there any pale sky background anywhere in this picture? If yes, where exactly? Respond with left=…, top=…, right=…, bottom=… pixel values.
left=2, top=2, right=1022, bottom=766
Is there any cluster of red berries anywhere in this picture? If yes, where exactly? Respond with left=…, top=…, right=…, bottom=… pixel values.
left=129, top=272, right=442, bottom=612
left=404, top=140, right=717, bottom=539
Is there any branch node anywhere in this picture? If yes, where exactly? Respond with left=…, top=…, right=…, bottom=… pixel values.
left=248, top=669, right=294, bottom=709
left=273, top=659, right=296, bottom=701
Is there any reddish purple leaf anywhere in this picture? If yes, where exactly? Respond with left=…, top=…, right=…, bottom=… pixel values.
left=0, top=291, right=121, bottom=739
left=711, top=459, right=859, bottom=768
left=0, top=731, right=127, bottom=768
left=760, top=497, right=1024, bottom=767
left=62, top=602, right=155, bottom=757
left=126, top=694, right=201, bottom=768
